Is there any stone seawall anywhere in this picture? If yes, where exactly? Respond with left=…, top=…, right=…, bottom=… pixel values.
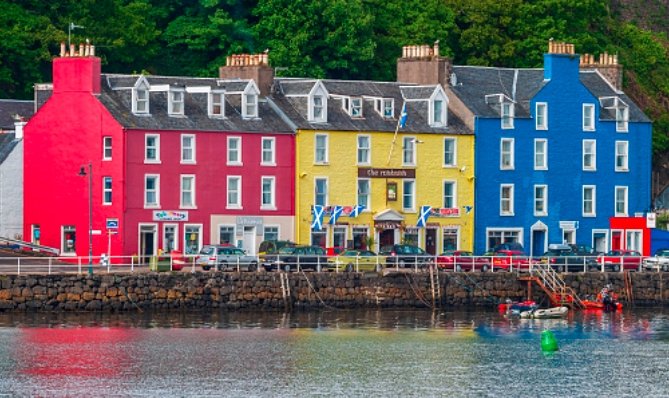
left=0, top=271, right=667, bottom=312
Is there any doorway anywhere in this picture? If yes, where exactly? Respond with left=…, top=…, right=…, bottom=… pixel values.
left=531, top=229, right=546, bottom=257
left=425, top=228, right=437, bottom=255
left=379, top=229, right=395, bottom=249
left=593, top=231, right=608, bottom=253
left=611, top=230, right=622, bottom=250
left=139, top=225, right=157, bottom=264
left=243, top=226, right=256, bottom=255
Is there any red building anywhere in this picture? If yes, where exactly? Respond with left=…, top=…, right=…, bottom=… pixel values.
left=24, top=44, right=295, bottom=259
left=608, top=216, right=653, bottom=256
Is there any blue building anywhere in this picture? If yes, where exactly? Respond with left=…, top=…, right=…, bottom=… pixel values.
left=447, top=41, right=652, bottom=255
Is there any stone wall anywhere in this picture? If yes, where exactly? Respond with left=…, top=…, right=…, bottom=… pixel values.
left=0, top=271, right=667, bottom=312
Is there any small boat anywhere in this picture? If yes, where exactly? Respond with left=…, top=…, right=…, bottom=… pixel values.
left=520, top=306, right=569, bottom=319
left=498, top=300, right=537, bottom=314
left=582, top=300, right=623, bottom=311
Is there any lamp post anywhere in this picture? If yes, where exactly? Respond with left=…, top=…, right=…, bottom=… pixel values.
left=79, top=163, right=93, bottom=275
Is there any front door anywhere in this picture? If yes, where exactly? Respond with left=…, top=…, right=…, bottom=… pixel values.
left=532, top=230, right=546, bottom=257
left=140, top=225, right=156, bottom=264
left=379, top=229, right=395, bottom=248
left=243, top=226, right=255, bottom=255
left=425, top=228, right=437, bottom=255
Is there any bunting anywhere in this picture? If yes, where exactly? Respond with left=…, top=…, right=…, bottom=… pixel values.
left=311, top=205, right=325, bottom=231
left=329, top=205, right=344, bottom=225
left=417, top=205, right=432, bottom=228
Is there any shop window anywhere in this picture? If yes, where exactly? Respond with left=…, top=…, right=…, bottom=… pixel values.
left=62, top=225, right=76, bottom=255
left=184, top=225, right=201, bottom=255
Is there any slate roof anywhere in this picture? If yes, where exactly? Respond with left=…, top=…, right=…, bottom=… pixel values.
left=34, top=85, right=53, bottom=111
left=450, top=65, right=649, bottom=123
left=99, top=74, right=294, bottom=133
left=0, top=133, right=18, bottom=165
left=271, top=78, right=472, bottom=135
left=0, top=99, right=34, bottom=130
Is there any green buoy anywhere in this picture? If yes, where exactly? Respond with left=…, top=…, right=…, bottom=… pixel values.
left=541, top=330, right=559, bottom=352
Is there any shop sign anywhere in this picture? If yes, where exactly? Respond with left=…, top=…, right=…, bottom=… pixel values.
left=236, top=216, right=264, bottom=235
left=375, top=221, right=401, bottom=230
left=153, top=210, right=189, bottom=222
left=429, top=207, right=460, bottom=217
left=358, top=168, right=416, bottom=178
left=559, top=221, right=578, bottom=230
left=647, top=212, right=657, bottom=228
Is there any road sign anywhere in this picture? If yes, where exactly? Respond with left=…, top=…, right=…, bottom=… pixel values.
left=91, top=230, right=102, bottom=235
left=106, top=218, right=119, bottom=229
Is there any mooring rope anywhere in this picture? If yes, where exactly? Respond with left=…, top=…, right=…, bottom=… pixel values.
left=299, top=271, right=335, bottom=309
left=404, top=274, right=433, bottom=308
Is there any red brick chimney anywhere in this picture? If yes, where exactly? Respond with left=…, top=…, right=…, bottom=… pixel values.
left=52, top=42, right=101, bottom=94
left=396, top=42, right=452, bottom=86
left=219, top=52, right=274, bottom=96
left=579, top=51, right=623, bottom=90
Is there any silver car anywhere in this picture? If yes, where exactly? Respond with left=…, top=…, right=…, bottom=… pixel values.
left=643, top=249, right=669, bottom=272
left=196, top=245, right=259, bottom=271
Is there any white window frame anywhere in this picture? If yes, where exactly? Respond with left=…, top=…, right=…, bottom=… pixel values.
left=208, top=91, right=225, bottom=118
left=227, top=136, right=242, bottom=165
left=583, top=185, right=596, bottom=217
left=583, top=103, right=595, bottom=131
left=431, top=98, right=445, bottom=127
left=533, top=184, right=547, bottom=216
left=144, top=174, right=160, bottom=208
left=402, top=136, right=416, bottom=166
left=616, top=106, right=629, bottom=132
left=181, top=134, right=196, bottom=164
left=314, top=177, right=328, bottom=206
left=261, top=137, right=276, bottom=166
left=180, top=174, right=196, bottom=209
left=443, top=180, right=457, bottom=209
left=615, top=186, right=628, bottom=216
left=263, top=225, right=280, bottom=242
left=485, top=228, right=523, bottom=252
left=443, top=138, right=456, bottom=167
left=500, top=184, right=514, bottom=216
left=501, top=102, right=514, bottom=129
left=61, top=225, right=77, bottom=256
left=534, top=139, right=547, bottom=170
left=102, top=136, right=112, bottom=161
left=402, top=179, right=416, bottom=212
left=168, top=88, right=185, bottom=116
left=357, top=178, right=370, bottom=210
left=357, top=135, right=371, bottom=165
left=183, top=224, right=203, bottom=256
left=382, top=99, right=393, bottom=118
left=261, top=176, right=276, bottom=210
left=314, top=134, right=329, bottom=164
left=583, top=139, right=596, bottom=171
left=132, top=83, right=149, bottom=114
left=615, top=141, right=629, bottom=172
left=500, top=138, right=514, bottom=170
left=102, top=176, right=112, bottom=205
left=242, top=92, right=258, bottom=119
left=226, top=176, right=242, bottom=209
left=309, top=93, right=327, bottom=123
left=145, top=134, right=160, bottom=163
left=218, top=225, right=236, bottom=245
left=535, top=102, right=548, bottom=130
left=163, top=223, right=178, bottom=252
left=350, top=98, right=363, bottom=117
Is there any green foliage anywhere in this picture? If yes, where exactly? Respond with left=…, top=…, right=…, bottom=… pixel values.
left=2, top=0, right=669, bottom=157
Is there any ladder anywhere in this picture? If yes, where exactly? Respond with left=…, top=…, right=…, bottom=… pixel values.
left=519, top=263, right=584, bottom=309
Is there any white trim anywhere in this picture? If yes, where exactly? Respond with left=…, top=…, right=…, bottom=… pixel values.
left=263, top=225, right=281, bottom=242
left=102, top=136, right=112, bottom=161
left=534, top=139, right=547, bottom=170
left=261, top=137, right=276, bottom=166
left=429, top=87, right=448, bottom=127
left=314, top=133, right=329, bottom=164
left=217, top=224, right=237, bottom=245
left=357, top=178, right=370, bottom=211
left=226, top=175, right=242, bottom=209
left=180, top=174, right=196, bottom=209
left=183, top=224, right=203, bottom=255
left=61, top=225, right=77, bottom=256
left=168, top=88, right=185, bottom=116
left=181, top=134, right=196, bottom=164
left=442, top=179, right=457, bottom=209
left=208, top=90, right=225, bottom=118
left=144, top=134, right=161, bottom=164
left=582, top=103, right=595, bottom=131
left=485, top=227, right=524, bottom=252
left=500, top=184, right=514, bottom=216
left=535, top=102, right=548, bottom=130
left=102, top=176, right=112, bottom=206
left=314, top=176, right=329, bottom=206
left=261, top=176, right=276, bottom=210
left=132, top=78, right=150, bottom=115
left=443, top=137, right=457, bottom=168
left=308, top=83, right=328, bottom=123
left=227, top=136, right=242, bottom=165
left=144, top=174, right=160, bottom=208
left=614, top=185, right=628, bottom=216
left=402, top=136, right=417, bottom=166
left=500, top=138, right=514, bottom=170
left=357, top=135, right=371, bottom=165
left=501, top=102, right=514, bottom=129
left=592, top=229, right=609, bottom=254
left=582, top=139, right=596, bottom=171
left=138, top=223, right=159, bottom=257
left=242, top=82, right=259, bottom=119
left=162, top=223, right=178, bottom=252
left=582, top=185, right=596, bottom=217
left=533, top=184, right=547, bottom=216
left=615, top=140, right=629, bottom=172
left=402, top=179, right=416, bottom=213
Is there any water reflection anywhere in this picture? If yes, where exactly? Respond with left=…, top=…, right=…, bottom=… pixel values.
left=0, top=308, right=668, bottom=396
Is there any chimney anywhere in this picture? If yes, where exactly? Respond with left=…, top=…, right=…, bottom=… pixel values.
left=543, top=39, right=579, bottom=82
left=14, top=120, right=26, bottom=140
left=219, top=51, right=274, bottom=96
left=396, top=42, right=451, bottom=86
left=52, top=41, right=101, bottom=94
left=579, top=51, right=623, bottom=90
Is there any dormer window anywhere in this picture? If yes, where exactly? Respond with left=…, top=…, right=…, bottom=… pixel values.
left=209, top=91, right=225, bottom=118
left=243, top=93, right=258, bottom=119
left=383, top=99, right=393, bottom=118
left=169, top=89, right=184, bottom=116
left=351, top=98, right=363, bottom=118
left=342, top=97, right=350, bottom=112
left=501, top=102, right=514, bottom=129
left=429, top=87, right=448, bottom=127
left=616, top=106, right=629, bottom=132
left=132, top=81, right=150, bottom=114
left=307, top=81, right=328, bottom=123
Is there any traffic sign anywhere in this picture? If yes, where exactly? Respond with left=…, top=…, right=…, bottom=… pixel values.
left=106, top=218, right=119, bottom=229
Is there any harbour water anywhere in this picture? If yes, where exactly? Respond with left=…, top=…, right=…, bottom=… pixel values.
left=1, top=308, right=668, bottom=397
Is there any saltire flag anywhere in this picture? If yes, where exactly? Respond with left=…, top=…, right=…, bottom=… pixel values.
left=417, top=205, right=432, bottom=228
left=350, top=205, right=365, bottom=217
left=464, top=205, right=473, bottom=214
left=329, top=205, right=343, bottom=225
left=399, top=102, right=408, bottom=128
left=311, top=205, right=325, bottom=231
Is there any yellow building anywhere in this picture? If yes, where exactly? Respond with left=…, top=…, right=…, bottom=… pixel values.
left=273, top=77, right=475, bottom=255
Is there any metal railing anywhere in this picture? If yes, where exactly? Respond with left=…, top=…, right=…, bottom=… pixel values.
left=0, top=253, right=657, bottom=275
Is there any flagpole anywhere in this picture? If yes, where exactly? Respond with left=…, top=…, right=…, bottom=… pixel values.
left=386, top=101, right=406, bottom=166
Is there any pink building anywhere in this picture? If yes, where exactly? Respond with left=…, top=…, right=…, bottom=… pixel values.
left=24, top=44, right=295, bottom=259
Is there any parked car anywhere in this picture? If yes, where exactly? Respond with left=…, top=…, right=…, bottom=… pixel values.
left=258, top=240, right=295, bottom=256
left=327, top=249, right=384, bottom=272
left=568, top=244, right=601, bottom=256
left=597, top=249, right=644, bottom=272
left=437, top=250, right=491, bottom=272
left=196, top=245, right=258, bottom=271
left=643, top=249, right=669, bottom=272
left=540, top=244, right=598, bottom=272
left=483, top=250, right=537, bottom=271
left=491, top=242, right=525, bottom=253
left=262, top=245, right=327, bottom=272
left=380, top=244, right=433, bottom=268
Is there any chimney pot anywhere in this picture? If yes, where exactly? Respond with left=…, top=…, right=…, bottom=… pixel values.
left=60, top=42, right=66, bottom=57
left=69, top=44, right=75, bottom=57
left=90, top=45, right=95, bottom=56
left=433, top=41, right=439, bottom=57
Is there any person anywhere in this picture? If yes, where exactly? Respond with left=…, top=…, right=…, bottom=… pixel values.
left=601, top=285, right=616, bottom=312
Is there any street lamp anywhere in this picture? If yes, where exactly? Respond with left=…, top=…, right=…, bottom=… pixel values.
left=79, top=163, right=93, bottom=275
